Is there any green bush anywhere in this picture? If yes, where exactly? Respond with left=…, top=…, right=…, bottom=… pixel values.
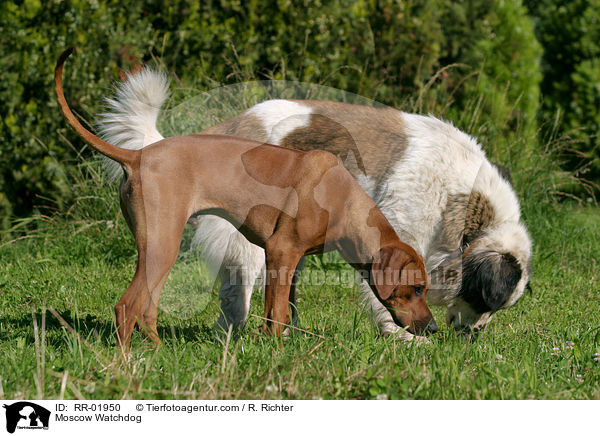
left=525, top=0, right=600, bottom=194
left=0, top=0, right=542, bottom=231
left=446, top=0, right=541, bottom=161
left=0, top=1, right=156, bottom=230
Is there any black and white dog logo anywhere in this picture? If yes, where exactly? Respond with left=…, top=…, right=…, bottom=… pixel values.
left=3, top=402, right=50, bottom=433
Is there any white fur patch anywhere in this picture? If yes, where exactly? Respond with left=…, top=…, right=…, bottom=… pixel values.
left=472, top=160, right=521, bottom=223
left=375, top=114, right=484, bottom=255
left=98, top=68, right=169, bottom=179
left=247, top=100, right=313, bottom=144
left=356, top=174, right=376, bottom=198
left=190, top=215, right=265, bottom=330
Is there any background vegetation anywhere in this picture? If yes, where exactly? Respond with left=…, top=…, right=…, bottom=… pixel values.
left=0, top=0, right=598, bottom=400
left=526, top=0, right=600, bottom=195
left=4, top=0, right=598, bottom=228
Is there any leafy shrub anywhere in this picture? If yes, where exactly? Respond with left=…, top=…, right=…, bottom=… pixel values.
left=446, top=0, right=542, bottom=161
left=525, top=0, right=600, bottom=194
left=0, top=1, right=156, bottom=230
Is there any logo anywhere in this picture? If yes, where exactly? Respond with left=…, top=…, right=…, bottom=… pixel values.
left=3, top=402, right=50, bottom=433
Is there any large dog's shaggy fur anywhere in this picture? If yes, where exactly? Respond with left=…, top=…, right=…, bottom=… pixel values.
left=99, top=70, right=532, bottom=340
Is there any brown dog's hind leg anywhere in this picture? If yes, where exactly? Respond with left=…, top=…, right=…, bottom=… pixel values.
left=115, top=210, right=187, bottom=349
left=115, top=264, right=150, bottom=350
left=138, top=273, right=171, bottom=345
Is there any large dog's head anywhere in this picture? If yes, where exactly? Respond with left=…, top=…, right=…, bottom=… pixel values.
left=425, top=158, right=532, bottom=336
left=446, top=221, right=532, bottom=334
left=370, top=245, right=437, bottom=335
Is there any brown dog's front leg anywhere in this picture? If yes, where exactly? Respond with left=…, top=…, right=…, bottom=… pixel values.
left=262, top=264, right=294, bottom=336
left=262, top=237, right=303, bottom=336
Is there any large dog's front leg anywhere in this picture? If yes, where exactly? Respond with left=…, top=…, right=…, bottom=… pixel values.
left=359, top=280, right=417, bottom=342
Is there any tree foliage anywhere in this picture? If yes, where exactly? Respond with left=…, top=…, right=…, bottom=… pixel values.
left=526, top=0, right=600, bottom=190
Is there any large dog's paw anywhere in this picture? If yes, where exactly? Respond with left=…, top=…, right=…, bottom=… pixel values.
left=406, top=335, right=431, bottom=346
left=391, top=329, right=431, bottom=346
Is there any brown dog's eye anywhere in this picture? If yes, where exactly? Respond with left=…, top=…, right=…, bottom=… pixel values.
left=414, top=286, right=424, bottom=297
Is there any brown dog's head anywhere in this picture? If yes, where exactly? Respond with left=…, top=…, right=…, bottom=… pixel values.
left=370, top=245, right=437, bottom=335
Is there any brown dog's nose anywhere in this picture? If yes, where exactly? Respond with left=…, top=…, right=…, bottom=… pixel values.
left=426, top=318, right=438, bottom=334
left=411, top=317, right=439, bottom=335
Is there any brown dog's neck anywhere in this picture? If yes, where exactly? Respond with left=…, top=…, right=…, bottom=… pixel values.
left=336, top=197, right=404, bottom=267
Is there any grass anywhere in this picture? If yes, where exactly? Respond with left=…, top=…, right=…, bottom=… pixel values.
left=0, top=157, right=598, bottom=400
left=0, top=65, right=598, bottom=399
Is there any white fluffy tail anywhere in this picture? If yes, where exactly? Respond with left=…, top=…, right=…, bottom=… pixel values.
left=97, top=68, right=170, bottom=179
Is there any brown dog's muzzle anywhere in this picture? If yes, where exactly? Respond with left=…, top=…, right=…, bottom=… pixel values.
left=411, top=316, right=438, bottom=335
left=388, top=308, right=438, bottom=335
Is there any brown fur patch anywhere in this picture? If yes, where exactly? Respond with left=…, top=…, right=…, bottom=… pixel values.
left=433, top=191, right=496, bottom=253
left=436, top=193, right=470, bottom=252
left=464, top=191, right=495, bottom=244
left=204, top=112, right=269, bottom=142
left=280, top=114, right=367, bottom=175
left=203, top=100, right=410, bottom=189
left=289, top=101, right=410, bottom=187
left=241, top=144, right=302, bottom=188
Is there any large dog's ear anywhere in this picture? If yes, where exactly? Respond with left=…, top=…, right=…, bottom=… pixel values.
left=462, top=251, right=522, bottom=312
left=371, top=246, right=410, bottom=300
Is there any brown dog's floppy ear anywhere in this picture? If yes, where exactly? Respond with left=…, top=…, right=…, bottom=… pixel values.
left=371, top=246, right=409, bottom=300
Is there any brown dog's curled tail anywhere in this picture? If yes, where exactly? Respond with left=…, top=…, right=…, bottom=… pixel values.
left=54, top=47, right=137, bottom=168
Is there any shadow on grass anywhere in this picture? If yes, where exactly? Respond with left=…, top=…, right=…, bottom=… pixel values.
left=1, top=309, right=218, bottom=349
left=155, top=322, right=216, bottom=345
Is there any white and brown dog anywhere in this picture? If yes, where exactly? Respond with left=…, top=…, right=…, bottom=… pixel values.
left=99, top=67, right=532, bottom=341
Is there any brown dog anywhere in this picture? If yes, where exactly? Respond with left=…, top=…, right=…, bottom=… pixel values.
left=54, top=48, right=437, bottom=347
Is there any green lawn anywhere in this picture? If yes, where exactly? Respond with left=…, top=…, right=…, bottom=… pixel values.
left=0, top=162, right=599, bottom=400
